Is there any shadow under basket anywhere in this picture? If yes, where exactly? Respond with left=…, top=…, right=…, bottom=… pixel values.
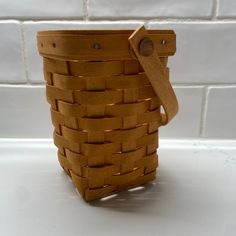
left=37, top=26, right=178, bottom=201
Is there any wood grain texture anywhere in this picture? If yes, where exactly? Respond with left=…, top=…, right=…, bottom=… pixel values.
left=37, top=29, right=176, bottom=60
left=129, top=26, right=178, bottom=125
left=38, top=26, right=177, bottom=201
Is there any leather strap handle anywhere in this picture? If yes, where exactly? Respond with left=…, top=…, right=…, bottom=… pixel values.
left=129, top=25, right=178, bottom=125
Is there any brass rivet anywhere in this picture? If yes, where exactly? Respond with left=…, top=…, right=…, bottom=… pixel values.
left=161, top=39, right=167, bottom=45
left=138, top=37, right=154, bottom=57
left=93, top=43, right=101, bottom=49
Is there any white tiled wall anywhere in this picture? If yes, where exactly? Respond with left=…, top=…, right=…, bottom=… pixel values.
left=0, top=86, right=52, bottom=138
left=0, top=0, right=235, bottom=139
left=160, top=86, right=205, bottom=138
left=204, top=86, right=236, bottom=139
left=0, top=21, right=25, bottom=83
left=88, top=0, right=213, bottom=19
left=218, top=0, right=236, bottom=18
left=148, top=22, right=236, bottom=84
left=0, top=0, right=84, bottom=18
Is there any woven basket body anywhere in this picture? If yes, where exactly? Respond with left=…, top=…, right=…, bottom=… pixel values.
left=37, top=28, right=177, bottom=201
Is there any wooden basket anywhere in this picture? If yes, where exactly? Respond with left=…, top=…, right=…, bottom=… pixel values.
left=37, top=25, right=178, bottom=201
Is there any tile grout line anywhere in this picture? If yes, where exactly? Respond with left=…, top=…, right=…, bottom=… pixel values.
left=211, top=0, right=219, bottom=20
left=81, top=18, right=236, bottom=22
left=19, top=22, right=30, bottom=85
left=85, top=17, right=213, bottom=21
left=0, top=84, right=45, bottom=88
left=83, top=0, right=89, bottom=21
left=2, top=19, right=236, bottom=24
left=2, top=17, right=236, bottom=23
left=0, top=17, right=84, bottom=21
left=199, top=86, right=210, bottom=137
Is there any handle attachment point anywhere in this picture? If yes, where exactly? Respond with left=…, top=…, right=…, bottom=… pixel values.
left=129, top=25, right=178, bottom=126
left=139, top=37, right=154, bottom=57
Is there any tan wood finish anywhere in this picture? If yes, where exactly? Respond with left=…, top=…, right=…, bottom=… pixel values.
left=129, top=26, right=178, bottom=125
left=37, top=26, right=178, bottom=201
left=37, top=29, right=176, bottom=60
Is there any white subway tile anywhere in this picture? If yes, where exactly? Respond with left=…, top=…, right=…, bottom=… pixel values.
left=89, top=0, right=213, bottom=19
left=160, top=86, right=204, bottom=138
left=204, top=86, right=236, bottom=139
left=23, top=21, right=144, bottom=83
left=0, top=86, right=52, bottom=138
left=0, top=0, right=83, bottom=18
left=148, top=22, right=236, bottom=84
left=218, top=0, right=236, bottom=17
left=0, top=21, right=26, bottom=83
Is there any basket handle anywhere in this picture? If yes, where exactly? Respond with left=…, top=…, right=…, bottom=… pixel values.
left=129, top=25, right=178, bottom=125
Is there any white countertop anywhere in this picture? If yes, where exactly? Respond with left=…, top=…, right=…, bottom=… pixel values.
left=0, top=139, right=236, bottom=236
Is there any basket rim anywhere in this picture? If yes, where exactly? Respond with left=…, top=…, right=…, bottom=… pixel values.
left=37, top=29, right=175, bottom=36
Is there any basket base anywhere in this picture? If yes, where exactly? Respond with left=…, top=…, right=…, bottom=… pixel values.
left=60, top=162, right=157, bottom=202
